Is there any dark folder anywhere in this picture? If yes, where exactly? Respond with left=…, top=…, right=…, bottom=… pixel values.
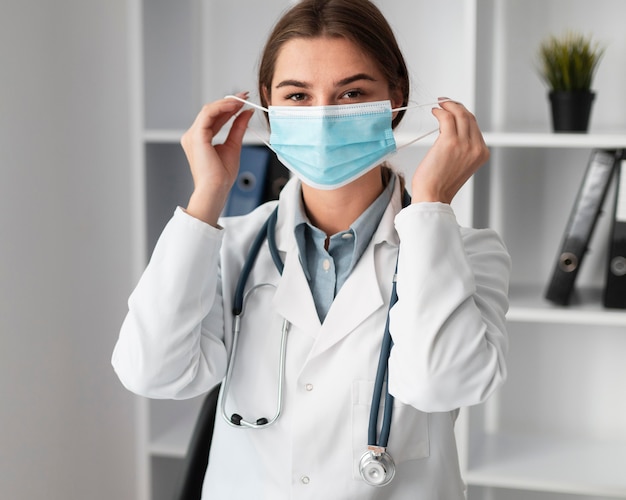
left=223, top=146, right=271, bottom=217
left=223, top=146, right=290, bottom=217
left=545, top=149, right=620, bottom=305
left=603, top=152, right=626, bottom=308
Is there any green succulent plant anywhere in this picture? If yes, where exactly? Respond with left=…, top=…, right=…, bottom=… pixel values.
left=538, top=32, right=605, bottom=92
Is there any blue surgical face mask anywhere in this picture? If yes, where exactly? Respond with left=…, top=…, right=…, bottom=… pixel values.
left=226, top=95, right=442, bottom=190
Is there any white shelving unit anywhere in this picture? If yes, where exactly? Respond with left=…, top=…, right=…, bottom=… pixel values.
left=130, top=1, right=626, bottom=499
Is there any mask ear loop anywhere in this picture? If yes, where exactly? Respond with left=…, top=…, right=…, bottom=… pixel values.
left=224, top=94, right=456, bottom=153
left=225, top=94, right=269, bottom=113
left=224, top=94, right=276, bottom=151
left=392, top=98, right=455, bottom=149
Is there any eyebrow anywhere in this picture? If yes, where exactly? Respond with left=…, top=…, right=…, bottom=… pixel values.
left=274, top=73, right=378, bottom=89
left=336, top=73, right=378, bottom=87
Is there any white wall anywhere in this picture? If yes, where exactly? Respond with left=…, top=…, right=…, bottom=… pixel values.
left=0, top=1, right=137, bottom=498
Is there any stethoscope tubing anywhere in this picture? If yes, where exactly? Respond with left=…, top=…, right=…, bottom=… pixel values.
left=232, top=208, right=277, bottom=316
left=368, top=272, right=397, bottom=448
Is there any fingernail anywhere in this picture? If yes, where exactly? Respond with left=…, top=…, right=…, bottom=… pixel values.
left=236, top=91, right=250, bottom=99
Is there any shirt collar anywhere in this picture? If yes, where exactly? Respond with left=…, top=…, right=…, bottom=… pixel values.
left=350, top=174, right=395, bottom=261
left=294, top=175, right=396, bottom=278
left=294, top=175, right=395, bottom=230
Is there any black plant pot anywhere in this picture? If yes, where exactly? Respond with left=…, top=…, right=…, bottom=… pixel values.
left=549, top=90, right=595, bottom=132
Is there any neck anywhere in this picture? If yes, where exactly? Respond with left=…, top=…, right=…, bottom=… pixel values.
left=301, top=167, right=386, bottom=236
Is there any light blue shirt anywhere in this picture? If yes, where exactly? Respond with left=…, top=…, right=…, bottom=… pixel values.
left=294, top=176, right=396, bottom=322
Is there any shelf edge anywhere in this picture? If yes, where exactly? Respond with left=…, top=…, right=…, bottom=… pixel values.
left=484, top=131, right=626, bottom=149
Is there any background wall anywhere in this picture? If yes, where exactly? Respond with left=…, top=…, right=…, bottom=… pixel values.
left=0, top=1, right=137, bottom=498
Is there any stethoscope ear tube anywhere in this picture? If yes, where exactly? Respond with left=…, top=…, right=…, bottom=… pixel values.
left=220, top=297, right=290, bottom=429
left=222, top=206, right=287, bottom=429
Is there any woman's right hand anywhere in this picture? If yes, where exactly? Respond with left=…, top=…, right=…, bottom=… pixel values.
left=181, top=92, right=254, bottom=226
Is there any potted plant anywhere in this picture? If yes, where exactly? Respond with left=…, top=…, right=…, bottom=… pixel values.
left=537, top=31, right=605, bottom=132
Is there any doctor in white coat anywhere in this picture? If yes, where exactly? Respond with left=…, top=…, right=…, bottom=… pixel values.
left=112, top=0, right=511, bottom=498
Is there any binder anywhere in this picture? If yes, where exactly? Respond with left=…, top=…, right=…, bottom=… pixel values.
left=545, top=149, right=620, bottom=305
left=603, top=152, right=626, bottom=308
left=223, top=146, right=271, bottom=217
left=262, top=152, right=290, bottom=203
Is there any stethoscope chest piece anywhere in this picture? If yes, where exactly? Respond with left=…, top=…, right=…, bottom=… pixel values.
left=359, top=448, right=396, bottom=487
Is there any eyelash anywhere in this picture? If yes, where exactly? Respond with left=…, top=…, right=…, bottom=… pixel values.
left=285, top=92, right=307, bottom=102
left=342, top=89, right=364, bottom=99
left=283, top=89, right=365, bottom=102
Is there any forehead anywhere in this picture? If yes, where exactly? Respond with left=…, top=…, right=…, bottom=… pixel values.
left=272, top=36, right=384, bottom=85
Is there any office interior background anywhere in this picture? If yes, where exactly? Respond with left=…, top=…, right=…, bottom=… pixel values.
left=2, top=0, right=625, bottom=499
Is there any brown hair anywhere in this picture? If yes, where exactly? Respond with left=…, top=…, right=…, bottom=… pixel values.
left=258, top=0, right=410, bottom=128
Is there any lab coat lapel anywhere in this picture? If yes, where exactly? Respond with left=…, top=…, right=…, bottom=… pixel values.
left=306, top=243, right=387, bottom=360
left=272, top=246, right=321, bottom=334
left=269, top=175, right=404, bottom=359
left=306, top=179, right=404, bottom=360
left=271, top=178, right=321, bottom=335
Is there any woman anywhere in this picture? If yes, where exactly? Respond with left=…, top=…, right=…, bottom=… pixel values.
left=112, top=0, right=511, bottom=498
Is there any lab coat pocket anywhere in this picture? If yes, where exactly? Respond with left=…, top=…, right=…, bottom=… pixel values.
left=351, top=380, right=430, bottom=479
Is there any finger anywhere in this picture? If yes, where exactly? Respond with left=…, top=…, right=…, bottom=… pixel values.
left=431, top=106, right=457, bottom=138
left=440, top=101, right=489, bottom=167
left=224, top=109, right=254, bottom=149
left=438, top=100, right=473, bottom=140
left=210, top=92, right=250, bottom=127
left=192, top=96, right=249, bottom=141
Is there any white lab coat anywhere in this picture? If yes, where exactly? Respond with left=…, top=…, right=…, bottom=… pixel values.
left=112, top=176, right=511, bottom=499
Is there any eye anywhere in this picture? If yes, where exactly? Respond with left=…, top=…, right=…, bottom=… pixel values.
left=341, top=89, right=364, bottom=100
left=286, top=92, right=307, bottom=102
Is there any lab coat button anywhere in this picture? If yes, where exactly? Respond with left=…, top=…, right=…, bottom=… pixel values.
left=300, top=476, right=310, bottom=485
left=305, top=383, right=314, bottom=391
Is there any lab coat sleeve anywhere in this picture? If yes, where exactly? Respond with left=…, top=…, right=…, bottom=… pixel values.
left=388, top=202, right=511, bottom=413
left=111, top=207, right=228, bottom=400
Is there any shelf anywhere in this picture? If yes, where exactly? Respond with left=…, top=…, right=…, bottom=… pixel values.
left=484, top=131, right=626, bottom=149
left=144, top=128, right=626, bottom=150
left=507, top=284, right=626, bottom=326
left=465, top=432, right=626, bottom=498
left=143, top=128, right=439, bottom=147
left=143, top=128, right=267, bottom=146
left=143, top=129, right=184, bottom=143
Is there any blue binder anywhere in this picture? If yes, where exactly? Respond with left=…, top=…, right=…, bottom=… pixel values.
left=223, top=146, right=271, bottom=217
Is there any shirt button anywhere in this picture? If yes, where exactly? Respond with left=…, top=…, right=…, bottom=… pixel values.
left=305, top=383, right=314, bottom=391
left=301, top=476, right=310, bottom=485
left=341, top=232, right=354, bottom=239
left=322, top=259, right=331, bottom=271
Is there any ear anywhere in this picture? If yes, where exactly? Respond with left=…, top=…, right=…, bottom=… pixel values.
left=261, top=85, right=271, bottom=107
left=390, top=87, right=405, bottom=126
left=390, top=87, right=404, bottom=110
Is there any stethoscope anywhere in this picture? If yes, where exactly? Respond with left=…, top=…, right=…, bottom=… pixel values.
left=219, top=191, right=410, bottom=487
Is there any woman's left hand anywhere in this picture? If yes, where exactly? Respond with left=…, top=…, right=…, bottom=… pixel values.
left=410, top=99, right=489, bottom=204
